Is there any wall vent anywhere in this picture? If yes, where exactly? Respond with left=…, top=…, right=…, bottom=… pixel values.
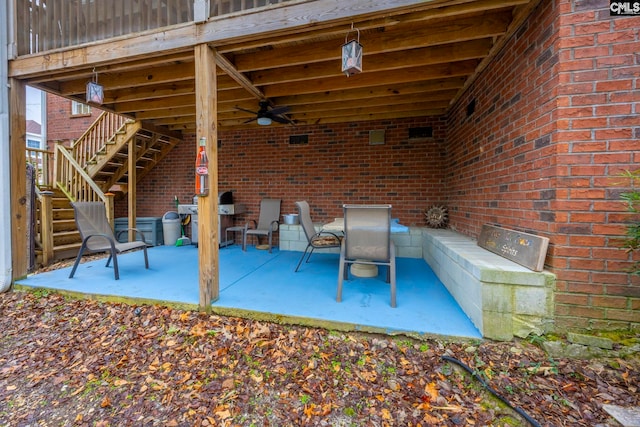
left=408, top=126, right=433, bottom=139
left=369, top=130, right=385, bottom=145
left=289, top=134, right=309, bottom=145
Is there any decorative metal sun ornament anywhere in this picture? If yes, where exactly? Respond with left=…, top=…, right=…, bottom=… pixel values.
left=424, top=205, right=449, bottom=228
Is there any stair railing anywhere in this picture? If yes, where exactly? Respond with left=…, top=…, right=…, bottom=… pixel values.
left=71, top=111, right=128, bottom=169
left=26, top=147, right=54, bottom=188
left=54, top=142, right=115, bottom=223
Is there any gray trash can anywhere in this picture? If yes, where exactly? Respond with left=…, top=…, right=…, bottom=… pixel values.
left=162, top=211, right=181, bottom=246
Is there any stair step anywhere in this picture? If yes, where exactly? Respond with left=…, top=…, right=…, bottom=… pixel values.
left=51, top=244, right=83, bottom=262
left=53, top=219, right=77, bottom=232
left=53, top=209, right=75, bottom=220
left=53, top=230, right=81, bottom=246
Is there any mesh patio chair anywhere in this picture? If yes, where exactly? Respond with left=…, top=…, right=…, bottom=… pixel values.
left=294, top=201, right=342, bottom=272
left=243, top=198, right=281, bottom=253
left=69, top=202, right=149, bottom=280
left=336, top=204, right=397, bottom=307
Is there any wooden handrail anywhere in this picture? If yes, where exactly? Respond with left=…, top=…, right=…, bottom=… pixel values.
left=54, top=143, right=116, bottom=224
left=55, top=142, right=108, bottom=203
left=71, top=111, right=128, bottom=169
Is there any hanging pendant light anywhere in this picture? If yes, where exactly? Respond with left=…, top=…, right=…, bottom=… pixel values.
left=341, top=24, right=363, bottom=77
left=86, top=68, right=104, bottom=105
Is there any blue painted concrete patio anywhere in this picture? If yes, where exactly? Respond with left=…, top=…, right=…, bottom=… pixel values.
left=15, top=245, right=481, bottom=339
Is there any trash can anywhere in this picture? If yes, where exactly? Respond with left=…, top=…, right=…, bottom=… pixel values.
left=162, top=211, right=181, bottom=246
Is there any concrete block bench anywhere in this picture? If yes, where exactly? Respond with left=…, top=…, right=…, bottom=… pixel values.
left=422, top=228, right=555, bottom=341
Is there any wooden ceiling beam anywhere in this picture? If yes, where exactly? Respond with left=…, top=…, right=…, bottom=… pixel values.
left=105, top=82, right=195, bottom=104
left=216, top=0, right=529, bottom=54
left=275, top=91, right=460, bottom=117
left=135, top=106, right=196, bottom=120
left=114, top=95, right=196, bottom=114
left=53, top=62, right=196, bottom=95
left=26, top=52, right=195, bottom=85
left=273, top=78, right=467, bottom=107
left=214, top=51, right=264, bottom=100
left=263, top=60, right=479, bottom=98
left=249, top=39, right=493, bottom=87
left=230, top=11, right=511, bottom=72
left=307, top=100, right=450, bottom=117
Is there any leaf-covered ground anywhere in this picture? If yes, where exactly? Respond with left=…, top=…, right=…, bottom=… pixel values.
left=0, top=290, right=638, bottom=427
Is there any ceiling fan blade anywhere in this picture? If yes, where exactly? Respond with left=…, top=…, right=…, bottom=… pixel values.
left=243, top=117, right=258, bottom=124
left=271, top=115, right=292, bottom=124
left=269, top=105, right=290, bottom=115
left=235, top=106, right=258, bottom=114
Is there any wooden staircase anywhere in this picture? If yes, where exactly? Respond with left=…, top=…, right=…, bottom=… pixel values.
left=44, top=189, right=82, bottom=261
left=34, top=112, right=182, bottom=266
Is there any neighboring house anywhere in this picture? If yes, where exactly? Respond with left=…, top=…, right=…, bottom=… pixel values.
left=5, top=1, right=640, bottom=335
left=25, top=120, right=41, bottom=149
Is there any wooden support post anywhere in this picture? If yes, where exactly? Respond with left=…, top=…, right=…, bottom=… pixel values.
left=105, top=193, right=115, bottom=229
left=53, top=141, right=65, bottom=191
left=195, top=43, right=219, bottom=311
left=40, top=191, right=54, bottom=266
left=128, top=139, right=137, bottom=242
left=9, top=78, right=28, bottom=280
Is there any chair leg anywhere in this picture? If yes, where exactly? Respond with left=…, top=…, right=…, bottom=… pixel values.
left=143, top=247, right=149, bottom=269
left=390, top=244, right=397, bottom=308
left=295, top=245, right=311, bottom=272
left=268, top=231, right=272, bottom=253
left=68, top=244, right=87, bottom=278
left=305, top=247, right=315, bottom=264
left=111, top=249, right=120, bottom=280
left=337, top=261, right=345, bottom=303
left=336, top=243, right=347, bottom=302
left=243, top=232, right=247, bottom=251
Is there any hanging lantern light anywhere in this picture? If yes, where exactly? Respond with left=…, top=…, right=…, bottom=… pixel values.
left=86, top=68, right=104, bottom=105
left=341, top=24, right=362, bottom=77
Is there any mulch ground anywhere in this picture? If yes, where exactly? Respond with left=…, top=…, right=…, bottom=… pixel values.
left=0, top=289, right=638, bottom=427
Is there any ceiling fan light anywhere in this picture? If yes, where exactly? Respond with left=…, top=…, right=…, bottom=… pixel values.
left=257, top=117, right=272, bottom=126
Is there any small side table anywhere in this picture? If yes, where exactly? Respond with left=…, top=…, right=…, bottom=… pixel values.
left=225, top=226, right=245, bottom=248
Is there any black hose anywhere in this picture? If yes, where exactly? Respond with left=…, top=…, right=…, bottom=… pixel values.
left=441, top=355, right=542, bottom=427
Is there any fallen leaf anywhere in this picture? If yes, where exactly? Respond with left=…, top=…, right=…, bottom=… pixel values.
left=100, top=396, right=111, bottom=408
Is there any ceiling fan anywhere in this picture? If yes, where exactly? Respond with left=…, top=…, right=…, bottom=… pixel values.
left=235, top=100, right=293, bottom=125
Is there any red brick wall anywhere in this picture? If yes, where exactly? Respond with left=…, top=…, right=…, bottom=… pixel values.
left=553, top=0, right=640, bottom=330
left=122, top=117, right=448, bottom=229
left=446, top=0, right=640, bottom=331
left=45, top=95, right=102, bottom=148
left=445, top=0, right=560, bottom=239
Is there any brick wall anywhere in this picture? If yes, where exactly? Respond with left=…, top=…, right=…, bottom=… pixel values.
left=553, top=0, right=640, bottom=330
left=446, top=0, right=639, bottom=331
left=45, top=96, right=102, bottom=148
left=122, top=117, right=448, bottom=229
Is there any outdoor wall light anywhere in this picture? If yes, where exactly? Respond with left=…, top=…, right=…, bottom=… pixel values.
left=341, top=24, right=362, bottom=77
left=257, top=116, right=272, bottom=126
